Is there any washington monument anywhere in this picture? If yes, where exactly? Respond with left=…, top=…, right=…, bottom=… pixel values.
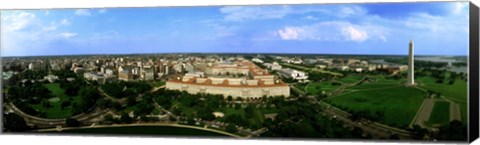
left=407, top=40, right=415, bottom=85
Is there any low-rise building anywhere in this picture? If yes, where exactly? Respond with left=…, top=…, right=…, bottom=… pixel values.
left=278, top=68, right=308, bottom=81
left=44, top=75, right=59, bottom=83
left=119, top=70, right=134, bottom=81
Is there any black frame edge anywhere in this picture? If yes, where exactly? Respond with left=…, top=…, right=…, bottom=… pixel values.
left=469, top=1, right=480, bottom=143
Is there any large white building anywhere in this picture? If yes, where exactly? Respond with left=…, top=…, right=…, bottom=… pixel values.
left=278, top=68, right=308, bottom=81
left=166, top=60, right=290, bottom=98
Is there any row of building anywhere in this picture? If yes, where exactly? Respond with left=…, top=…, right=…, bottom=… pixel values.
left=166, top=58, right=291, bottom=98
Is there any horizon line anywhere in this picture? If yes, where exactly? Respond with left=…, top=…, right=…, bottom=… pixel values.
left=0, top=52, right=469, bottom=58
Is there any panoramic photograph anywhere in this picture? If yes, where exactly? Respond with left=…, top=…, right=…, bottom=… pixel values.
left=1, top=1, right=470, bottom=142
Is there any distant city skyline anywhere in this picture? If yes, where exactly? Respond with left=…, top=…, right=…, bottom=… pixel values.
left=1, top=2, right=469, bottom=57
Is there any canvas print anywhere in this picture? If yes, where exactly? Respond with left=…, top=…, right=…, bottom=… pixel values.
left=1, top=2, right=471, bottom=142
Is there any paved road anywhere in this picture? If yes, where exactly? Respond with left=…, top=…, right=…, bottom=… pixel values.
left=450, top=103, right=461, bottom=121
left=36, top=123, right=245, bottom=138
left=412, top=97, right=434, bottom=128
left=5, top=102, right=110, bottom=128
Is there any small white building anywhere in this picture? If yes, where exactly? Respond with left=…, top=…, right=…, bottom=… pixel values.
left=270, top=62, right=282, bottom=70
left=252, top=58, right=264, bottom=63
left=278, top=68, right=308, bottom=80
left=44, top=75, right=59, bottom=83
left=316, top=64, right=327, bottom=69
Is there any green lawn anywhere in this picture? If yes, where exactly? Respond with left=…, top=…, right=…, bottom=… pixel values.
left=305, top=81, right=341, bottom=95
left=149, top=81, right=166, bottom=88
left=427, top=101, right=450, bottom=126
left=327, top=85, right=427, bottom=128
left=338, top=75, right=364, bottom=84
left=416, top=77, right=467, bottom=123
left=348, top=82, right=399, bottom=90
left=30, top=83, right=81, bottom=119
left=216, top=105, right=276, bottom=128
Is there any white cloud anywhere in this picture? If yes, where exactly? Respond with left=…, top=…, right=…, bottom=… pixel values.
left=216, top=32, right=235, bottom=38
left=59, top=32, right=78, bottom=39
left=2, top=12, right=36, bottom=32
left=60, top=19, right=71, bottom=26
left=75, top=9, right=91, bottom=16
left=2, top=11, right=76, bottom=56
left=42, top=23, right=57, bottom=31
left=305, top=15, right=318, bottom=20
left=219, top=6, right=291, bottom=21
left=99, top=9, right=107, bottom=14
left=219, top=5, right=368, bottom=22
left=337, top=6, right=367, bottom=18
left=404, top=12, right=467, bottom=34
left=452, top=2, right=468, bottom=15
left=275, top=21, right=387, bottom=42
left=341, top=26, right=368, bottom=42
left=277, top=27, right=303, bottom=40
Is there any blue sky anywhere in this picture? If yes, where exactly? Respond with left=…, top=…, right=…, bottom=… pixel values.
left=1, top=2, right=469, bottom=56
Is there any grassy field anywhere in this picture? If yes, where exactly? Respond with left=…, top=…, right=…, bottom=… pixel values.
left=416, top=77, right=467, bottom=122
left=337, top=75, right=364, bottom=84
left=427, top=101, right=450, bottom=126
left=348, top=82, right=400, bottom=90
left=216, top=105, right=276, bottom=128
left=149, top=81, right=166, bottom=88
left=47, top=126, right=231, bottom=137
left=30, top=83, right=81, bottom=119
left=327, top=85, right=427, bottom=128
left=305, top=81, right=341, bottom=95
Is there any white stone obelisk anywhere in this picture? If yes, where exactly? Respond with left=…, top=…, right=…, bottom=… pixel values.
left=407, top=40, right=415, bottom=85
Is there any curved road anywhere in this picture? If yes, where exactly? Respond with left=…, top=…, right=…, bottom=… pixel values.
left=5, top=102, right=110, bottom=128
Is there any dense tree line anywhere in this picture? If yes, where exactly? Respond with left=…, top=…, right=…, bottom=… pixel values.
left=51, top=70, right=78, bottom=80
left=308, top=71, right=335, bottom=82
left=17, top=70, right=48, bottom=80
left=7, top=81, right=54, bottom=105
left=262, top=97, right=367, bottom=139
left=71, top=87, right=101, bottom=115
left=3, top=113, right=30, bottom=132
left=435, top=120, right=467, bottom=141
left=384, top=58, right=450, bottom=68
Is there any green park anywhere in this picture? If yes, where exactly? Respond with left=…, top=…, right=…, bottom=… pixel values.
left=29, top=83, right=82, bottom=119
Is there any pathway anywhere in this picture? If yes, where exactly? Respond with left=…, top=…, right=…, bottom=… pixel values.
left=412, top=97, right=434, bottom=128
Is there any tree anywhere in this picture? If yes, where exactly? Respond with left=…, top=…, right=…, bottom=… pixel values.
left=226, top=123, right=237, bottom=133
left=244, top=104, right=255, bottom=119
left=187, top=117, right=195, bottom=125
left=65, top=118, right=81, bottom=127
left=3, top=113, right=29, bottom=132
left=42, top=100, right=52, bottom=108
left=60, top=101, right=71, bottom=110
left=120, top=113, right=132, bottom=124
left=234, top=103, right=241, bottom=110
left=437, top=120, right=467, bottom=141
left=236, top=97, right=243, bottom=102
left=103, top=114, right=115, bottom=124
left=97, top=98, right=112, bottom=109
left=227, top=95, right=233, bottom=102
left=448, top=79, right=455, bottom=85
left=411, top=125, right=429, bottom=140
left=389, top=134, right=400, bottom=140
left=126, top=96, right=137, bottom=106
left=139, top=115, right=149, bottom=122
